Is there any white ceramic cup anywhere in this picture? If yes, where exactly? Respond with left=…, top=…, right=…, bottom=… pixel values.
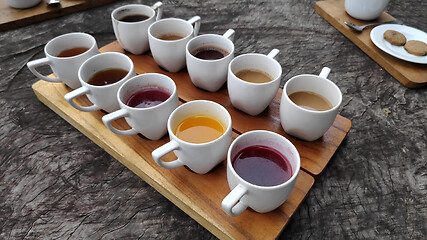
left=102, top=73, right=178, bottom=140
left=152, top=100, right=232, bottom=174
left=27, top=32, right=99, bottom=89
left=222, top=130, right=300, bottom=217
left=64, top=52, right=136, bottom=113
left=111, top=2, right=163, bottom=55
left=280, top=67, right=342, bottom=141
left=345, top=0, right=390, bottom=21
left=227, top=49, right=282, bottom=116
left=148, top=16, right=201, bottom=72
left=5, top=0, right=41, bottom=9
left=185, top=29, right=235, bottom=92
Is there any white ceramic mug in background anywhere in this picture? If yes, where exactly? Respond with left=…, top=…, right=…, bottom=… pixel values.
left=227, top=49, right=282, bottom=116
left=280, top=67, right=342, bottom=141
left=222, top=130, right=300, bottom=217
left=5, top=0, right=41, bottom=9
left=102, top=73, right=178, bottom=140
left=64, top=52, right=136, bottom=113
left=148, top=16, right=201, bottom=72
left=185, top=29, right=235, bottom=92
left=111, top=2, right=163, bottom=55
left=152, top=100, right=232, bottom=174
left=27, top=32, right=99, bottom=89
left=345, top=0, right=390, bottom=21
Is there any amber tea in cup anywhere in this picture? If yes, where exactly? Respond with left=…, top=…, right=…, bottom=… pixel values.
left=87, top=68, right=128, bottom=86
left=126, top=87, right=171, bottom=108
left=57, top=47, right=90, bottom=58
left=157, top=33, right=185, bottom=41
left=174, top=115, right=225, bottom=144
left=288, top=91, right=333, bottom=111
left=235, top=69, right=273, bottom=83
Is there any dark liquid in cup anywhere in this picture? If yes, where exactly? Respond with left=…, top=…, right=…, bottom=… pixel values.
left=192, top=46, right=229, bottom=60
left=119, top=14, right=150, bottom=22
left=87, top=68, right=128, bottom=86
left=126, top=88, right=171, bottom=108
left=57, top=47, right=89, bottom=57
left=157, top=33, right=185, bottom=41
left=232, top=145, right=293, bottom=187
left=288, top=91, right=333, bottom=111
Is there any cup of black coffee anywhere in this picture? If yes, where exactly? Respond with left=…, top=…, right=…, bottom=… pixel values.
left=102, top=73, right=178, bottom=140
left=186, top=29, right=235, bottom=92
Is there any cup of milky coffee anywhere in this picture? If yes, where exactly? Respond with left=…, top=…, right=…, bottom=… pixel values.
left=148, top=16, right=201, bottom=72
left=102, top=73, right=178, bottom=140
left=280, top=67, right=342, bottom=141
left=64, top=52, right=136, bottom=113
left=345, top=0, right=389, bottom=21
left=222, top=130, right=300, bottom=217
left=152, top=100, right=232, bottom=174
left=111, top=2, right=163, bottom=55
left=27, top=32, right=99, bottom=89
left=227, top=49, right=282, bottom=116
left=186, top=29, right=235, bottom=92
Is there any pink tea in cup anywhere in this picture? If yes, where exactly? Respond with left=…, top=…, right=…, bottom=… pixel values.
left=232, top=145, right=293, bottom=186
left=126, top=88, right=171, bottom=108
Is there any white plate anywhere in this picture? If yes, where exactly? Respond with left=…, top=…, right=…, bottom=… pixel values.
left=370, top=24, right=427, bottom=64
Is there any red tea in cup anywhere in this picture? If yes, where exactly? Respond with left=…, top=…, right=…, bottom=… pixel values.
left=232, top=145, right=293, bottom=186
left=126, top=87, right=171, bottom=108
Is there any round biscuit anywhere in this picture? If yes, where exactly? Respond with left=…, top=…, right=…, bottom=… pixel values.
left=383, top=30, right=406, bottom=46
left=404, top=40, right=427, bottom=56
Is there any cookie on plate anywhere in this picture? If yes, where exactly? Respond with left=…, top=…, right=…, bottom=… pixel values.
left=383, top=30, right=406, bottom=46
left=404, top=40, right=427, bottom=56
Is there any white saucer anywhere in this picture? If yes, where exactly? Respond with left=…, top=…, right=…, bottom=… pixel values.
left=370, top=24, right=427, bottom=64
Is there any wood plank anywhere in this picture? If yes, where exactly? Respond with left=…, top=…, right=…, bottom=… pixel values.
left=100, top=41, right=352, bottom=176
left=315, top=0, right=427, bottom=88
left=32, top=79, right=314, bottom=240
left=0, top=0, right=119, bottom=31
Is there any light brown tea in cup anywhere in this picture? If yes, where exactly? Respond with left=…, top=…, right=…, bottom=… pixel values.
left=158, top=33, right=185, bottom=41
left=88, top=68, right=128, bottom=86
left=57, top=47, right=90, bottom=57
left=174, top=115, right=225, bottom=144
left=288, top=91, right=333, bottom=111
left=235, top=69, right=272, bottom=83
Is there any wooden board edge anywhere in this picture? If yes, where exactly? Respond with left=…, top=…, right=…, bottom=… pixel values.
left=314, top=1, right=426, bottom=88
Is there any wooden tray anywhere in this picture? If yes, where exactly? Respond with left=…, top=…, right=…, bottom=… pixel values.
left=315, top=0, right=427, bottom=88
left=0, top=0, right=119, bottom=31
left=32, top=42, right=352, bottom=239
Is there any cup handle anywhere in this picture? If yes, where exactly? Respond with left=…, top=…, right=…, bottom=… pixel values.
left=267, top=49, right=280, bottom=59
left=27, top=58, right=61, bottom=82
left=223, top=29, right=235, bottom=41
left=152, top=140, right=185, bottom=169
left=102, top=109, right=138, bottom=136
left=222, top=184, right=248, bottom=217
left=187, top=16, right=201, bottom=37
left=319, top=67, right=331, bottom=79
left=151, top=1, right=163, bottom=21
left=64, top=86, right=101, bottom=112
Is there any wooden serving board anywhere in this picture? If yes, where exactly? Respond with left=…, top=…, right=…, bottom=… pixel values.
left=0, top=0, right=119, bottom=31
left=32, top=41, right=351, bottom=239
left=315, top=0, right=427, bottom=88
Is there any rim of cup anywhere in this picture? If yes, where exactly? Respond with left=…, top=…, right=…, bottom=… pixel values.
left=167, top=100, right=232, bottom=146
left=148, top=18, right=194, bottom=43
left=229, top=53, right=282, bottom=86
left=111, top=4, right=156, bottom=24
left=283, top=74, right=342, bottom=114
left=117, top=73, right=176, bottom=110
left=227, top=130, right=300, bottom=189
left=78, top=52, right=134, bottom=89
left=186, top=34, right=235, bottom=63
left=44, top=32, right=97, bottom=59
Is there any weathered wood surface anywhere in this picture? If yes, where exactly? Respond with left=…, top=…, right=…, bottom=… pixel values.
left=0, top=0, right=426, bottom=239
